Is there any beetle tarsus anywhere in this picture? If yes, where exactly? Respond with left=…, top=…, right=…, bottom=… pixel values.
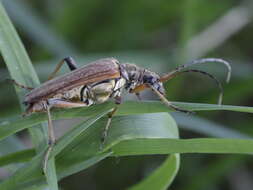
left=148, top=84, right=195, bottom=114
left=43, top=143, right=55, bottom=173
left=168, top=103, right=195, bottom=114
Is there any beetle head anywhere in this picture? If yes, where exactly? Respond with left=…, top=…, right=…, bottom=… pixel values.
left=142, top=72, right=165, bottom=95
left=122, top=63, right=165, bottom=95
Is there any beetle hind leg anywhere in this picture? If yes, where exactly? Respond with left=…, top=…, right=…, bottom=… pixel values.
left=6, top=79, right=33, bottom=90
left=47, top=57, right=78, bottom=80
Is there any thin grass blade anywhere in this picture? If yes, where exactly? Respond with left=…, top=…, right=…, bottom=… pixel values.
left=0, top=3, right=57, bottom=189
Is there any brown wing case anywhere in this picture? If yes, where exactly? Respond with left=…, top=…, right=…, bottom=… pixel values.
left=25, top=58, right=121, bottom=103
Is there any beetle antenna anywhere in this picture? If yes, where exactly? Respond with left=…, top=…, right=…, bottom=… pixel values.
left=161, top=69, right=224, bottom=105
left=148, top=84, right=194, bottom=114
left=160, top=58, right=232, bottom=83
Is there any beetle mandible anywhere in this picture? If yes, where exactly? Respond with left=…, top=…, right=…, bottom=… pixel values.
left=11, top=57, right=231, bottom=172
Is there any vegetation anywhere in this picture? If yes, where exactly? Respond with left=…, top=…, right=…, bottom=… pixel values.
left=0, top=1, right=253, bottom=189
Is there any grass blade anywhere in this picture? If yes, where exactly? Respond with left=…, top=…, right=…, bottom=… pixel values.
left=1, top=137, right=253, bottom=170
left=1, top=101, right=253, bottom=142
left=0, top=137, right=26, bottom=172
left=2, top=0, right=77, bottom=56
left=0, top=149, right=35, bottom=167
left=1, top=113, right=253, bottom=189
left=0, top=113, right=179, bottom=189
left=112, top=138, right=253, bottom=156
left=128, top=154, right=180, bottom=190
left=0, top=108, right=110, bottom=190
left=0, top=3, right=57, bottom=189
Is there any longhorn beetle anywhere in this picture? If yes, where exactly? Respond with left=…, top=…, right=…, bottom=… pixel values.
left=11, top=57, right=231, bottom=172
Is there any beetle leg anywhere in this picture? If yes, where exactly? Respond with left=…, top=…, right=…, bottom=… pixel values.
left=114, top=96, right=122, bottom=105
left=135, top=93, right=142, bottom=101
left=47, top=98, right=89, bottom=108
left=47, top=57, right=78, bottom=80
left=43, top=101, right=55, bottom=173
left=63, top=57, right=78, bottom=71
left=43, top=98, right=89, bottom=172
left=101, top=96, right=121, bottom=145
left=101, top=107, right=118, bottom=145
left=148, top=84, right=194, bottom=114
left=6, top=79, right=33, bottom=90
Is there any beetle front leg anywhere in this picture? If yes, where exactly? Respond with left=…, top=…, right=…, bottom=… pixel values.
left=135, top=93, right=142, bottom=101
left=101, top=107, right=118, bottom=144
left=101, top=96, right=121, bottom=145
left=148, top=84, right=194, bottom=114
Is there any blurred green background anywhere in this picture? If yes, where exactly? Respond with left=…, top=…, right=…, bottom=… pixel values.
left=1, top=0, right=253, bottom=189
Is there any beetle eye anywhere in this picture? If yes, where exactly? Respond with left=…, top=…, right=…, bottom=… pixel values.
left=143, top=75, right=156, bottom=84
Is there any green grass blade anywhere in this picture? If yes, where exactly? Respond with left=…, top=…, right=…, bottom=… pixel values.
left=46, top=159, right=58, bottom=190
left=112, top=138, right=253, bottom=156
left=0, top=108, right=110, bottom=190
left=51, top=108, right=112, bottom=158
left=116, top=101, right=253, bottom=114
left=1, top=113, right=253, bottom=189
left=1, top=107, right=251, bottom=167
left=0, top=3, right=57, bottom=189
left=54, top=113, right=179, bottom=179
left=3, top=1, right=77, bottom=56
left=128, top=154, right=180, bottom=190
left=2, top=137, right=253, bottom=171
left=1, top=101, right=253, bottom=142
left=0, top=149, right=35, bottom=167
left=0, top=136, right=26, bottom=172
left=0, top=113, right=179, bottom=189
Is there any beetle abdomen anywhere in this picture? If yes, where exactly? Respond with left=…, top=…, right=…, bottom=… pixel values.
left=53, top=86, right=83, bottom=100
left=50, top=76, right=126, bottom=106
